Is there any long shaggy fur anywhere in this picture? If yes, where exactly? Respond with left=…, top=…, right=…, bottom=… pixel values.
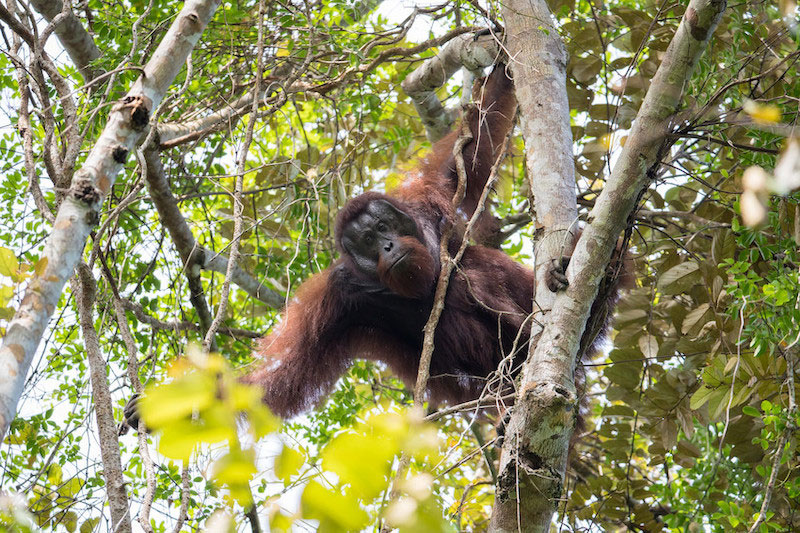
left=245, top=64, right=628, bottom=420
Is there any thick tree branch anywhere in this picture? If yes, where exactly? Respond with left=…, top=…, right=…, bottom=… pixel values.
left=142, top=149, right=283, bottom=309
left=142, top=148, right=216, bottom=337
left=0, top=0, right=222, bottom=443
left=8, top=0, right=82, bottom=186
left=119, top=298, right=260, bottom=339
left=489, top=1, right=578, bottom=528
left=9, top=15, right=54, bottom=225
left=156, top=89, right=259, bottom=147
left=490, top=0, right=727, bottom=530
left=28, top=0, right=102, bottom=82
left=172, top=466, right=191, bottom=533
left=96, top=253, right=156, bottom=530
left=401, top=33, right=501, bottom=141
left=0, top=4, right=33, bottom=47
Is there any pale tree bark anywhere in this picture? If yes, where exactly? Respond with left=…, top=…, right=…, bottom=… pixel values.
left=156, top=89, right=265, bottom=147
left=490, top=0, right=727, bottom=530
left=74, top=264, right=132, bottom=533
left=0, top=0, right=222, bottom=443
left=96, top=260, right=155, bottom=531
left=401, top=32, right=501, bottom=141
left=503, top=0, right=580, bottom=337
left=488, top=1, right=578, bottom=527
left=28, top=0, right=102, bottom=82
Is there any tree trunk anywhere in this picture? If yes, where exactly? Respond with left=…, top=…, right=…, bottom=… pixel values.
left=490, top=0, right=727, bottom=530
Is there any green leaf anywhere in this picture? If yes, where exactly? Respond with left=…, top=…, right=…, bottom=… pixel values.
left=742, top=405, right=760, bottom=417
left=690, top=385, right=714, bottom=410
left=59, top=478, right=84, bottom=498
left=80, top=518, right=101, bottom=533
left=62, top=511, right=78, bottom=532
left=603, top=405, right=635, bottom=417
left=681, top=303, right=712, bottom=336
left=709, top=388, right=732, bottom=420
left=604, top=363, right=641, bottom=390
left=657, top=261, right=701, bottom=295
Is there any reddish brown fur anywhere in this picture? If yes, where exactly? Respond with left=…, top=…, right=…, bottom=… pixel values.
left=376, top=236, right=436, bottom=299
left=244, top=64, right=628, bottom=420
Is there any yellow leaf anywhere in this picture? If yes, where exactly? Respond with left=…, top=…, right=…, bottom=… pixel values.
left=270, top=512, right=294, bottom=532
left=0, top=285, right=14, bottom=307
left=157, top=418, right=234, bottom=461
left=47, top=464, right=63, bottom=485
left=302, top=481, right=369, bottom=532
left=275, top=446, right=305, bottom=481
left=230, top=382, right=263, bottom=411
left=213, top=448, right=257, bottom=485
left=0, top=247, right=19, bottom=278
left=157, top=429, right=200, bottom=461
left=248, top=405, right=280, bottom=438
left=166, top=358, right=192, bottom=377
left=384, top=172, right=405, bottom=192
left=322, top=432, right=396, bottom=499
left=140, top=373, right=216, bottom=428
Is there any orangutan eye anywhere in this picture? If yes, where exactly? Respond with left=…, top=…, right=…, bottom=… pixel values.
left=376, top=222, right=387, bottom=232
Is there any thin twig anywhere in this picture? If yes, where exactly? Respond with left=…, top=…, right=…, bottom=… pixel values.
left=202, top=0, right=266, bottom=351
left=749, top=273, right=800, bottom=532
left=413, top=116, right=474, bottom=403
